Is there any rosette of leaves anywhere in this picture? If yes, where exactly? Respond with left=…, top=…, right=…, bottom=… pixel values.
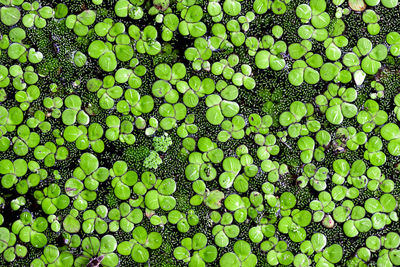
left=297, top=136, right=318, bottom=164
left=299, top=232, right=327, bottom=258
left=219, top=151, right=254, bottom=192
left=279, top=101, right=308, bottom=128
left=248, top=212, right=276, bottom=241
left=297, top=21, right=329, bottom=42
left=354, top=37, right=388, bottom=76
left=224, top=194, right=248, bottom=223
left=63, top=123, right=105, bottom=153
left=43, top=97, right=63, bottom=119
left=116, top=88, right=154, bottom=116
left=81, top=206, right=109, bottom=234
left=255, top=38, right=287, bottom=71
left=210, top=211, right=240, bottom=247
left=167, top=209, right=198, bottom=233
left=129, top=25, right=161, bottom=55
left=95, top=19, right=121, bottom=40
left=324, top=36, right=348, bottom=61
left=0, top=158, right=27, bottom=189
left=334, top=127, right=367, bottom=151
left=255, top=134, right=280, bottom=163
left=309, top=166, right=328, bottom=191
left=87, top=40, right=117, bottom=72
left=158, top=102, right=186, bottom=130
left=246, top=113, right=272, bottom=135
left=6, top=33, right=28, bottom=62
left=173, top=233, right=218, bottom=266
left=105, top=116, right=136, bottom=145
left=34, top=183, right=70, bottom=215
left=11, top=124, right=40, bottom=156
left=114, top=0, right=144, bottom=20
left=205, top=94, right=239, bottom=126
left=315, top=84, right=358, bottom=125
left=364, top=136, right=386, bottom=166
left=13, top=160, right=47, bottom=194
left=230, top=64, right=256, bottom=90
left=74, top=235, right=119, bottom=267
left=148, top=209, right=168, bottom=227
left=218, top=157, right=242, bottom=189
left=380, top=123, right=400, bottom=156
left=10, top=196, right=26, bottom=211
left=0, top=106, right=24, bottom=132
left=207, top=0, right=223, bottom=22
left=366, top=166, right=394, bottom=193
left=11, top=212, right=48, bottom=249
left=15, top=83, right=40, bottom=111
left=177, top=114, right=198, bottom=138
left=185, top=154, right=218, bottom=183
left=33, top=141, right=69, bottom=167
left=362, top=9, right=380, bottom=35
left=369, top=80, right=385, bottom=99
left=211, top=54, right=239, bottom=79
left=9, top=65, right=39, bottom=91
left=238, top=11, right=255, bottom=32
left=296, top=0, right=330, bottom=28
left=178, top=5, right=206, bottom=38
left=340, top=205, right=373, bottom=238
left=288, top=39, right=313, bottom=62
left=237, top=145, right=258, bottom=174
left=0, top=227, right=28, bottom=263
left=114, top=66, right=144, bottom=90
left=152, top=62, right=186, bottom=103
left=220, top=240, right=257, bottom=267
left=287, top=120, right=311, bottom=139
left=226, top=20, right=246, bottom=47
left=65, top=10, right=96, bottom=37
left=296, top=164, right=327, bottom=191
left=364, top=194, right=398, bottom=230
left=108, top=202, right=143, bottom=233
left=87, top=76, right=123, bottom=110
left=61, top=95, right=89, bottom=126
left=25, top=110, right=50, bottom=133
left=110, top=160, right=138, bottom=200
left=261, top=238, right=295, bottom=266
left=189, top=180, right=225, bottom=209
left=278, top=209, right=311, bottom=243
left=117, top=226, right=162, bottom=263
left=161, top=13, right=179, bottom=41
left=309, top=191, right=336, bottom=226
left=262, top=181, right=280, bottom=209
left=145, top=117, right=159, bottom=136
left=184, top=38, right=213, bottom=71
left=65, top=153, right=108, bottom=210
left=341, top=49, right=366, bottom=85
left=344, top=160, right=369, bottom=189
left=177, top=76, right=215, bottom=108
left=143, top=176, right=177, bottom=211
left=113, top=32, right=135, bottom=63
left=21, top=3, right=54, bottom=29
left=387, top=31, right=400, bottom=57
left=30, top=245, right=73, bottom=267
left=357, top=99, right=388, bottom=132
